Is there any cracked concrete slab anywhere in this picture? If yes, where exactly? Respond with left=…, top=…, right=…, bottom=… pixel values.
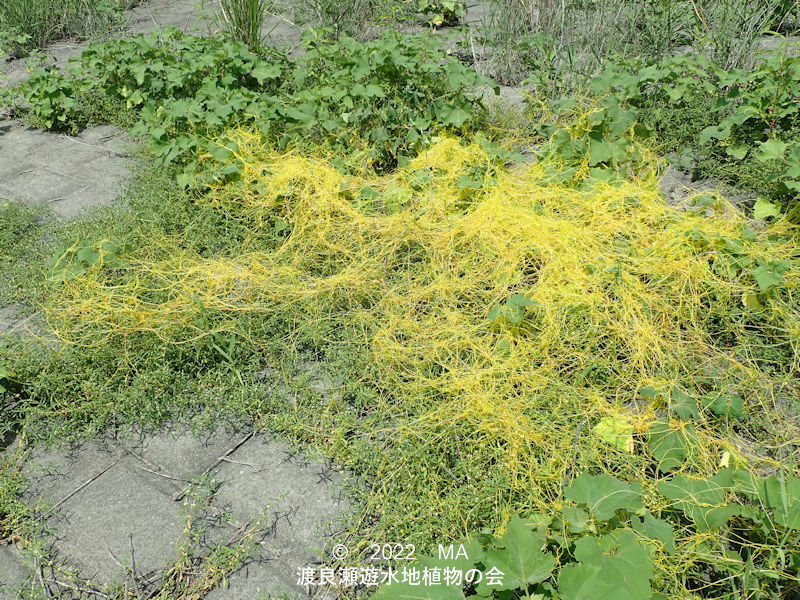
left=214, top=435, right=348, bottom=549
left=205, top=555, right=306, bottom=600
left=45, top=463, right=187, bottom=584
left=125, top=425, right=247, bottom=482
left=205, top=435, right=350, bottom=600
left=17, top=426, right=351, bottom=596
left=0, top=122, right=132, bottom=219
left=0, top=544, right=33, bottom=600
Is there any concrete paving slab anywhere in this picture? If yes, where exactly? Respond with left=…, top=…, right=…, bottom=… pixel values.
left=14, top=427, right=352, bottom=597
left=25, top=444, right=187, bottom=585
left=205, top=555, right=303, bottom=600
left=0, top=121, right=132, bottom=218
left=213, top=435, right=349, bottom=564
left=125, top=425, right=248, bottom=481
left=75, top=126, right=132, bottom=155
left=126, top=0, right=216, bottom=36
left=43, top=462, right=186, bottom=584
left=43, top=182, right=117, bottom=217
left=0, top=167, right=82, bottom=203
left=0, top=544, right=33, bottom=600
left=0, top=159, right=37, bottom=182
left=83, top=155, right=137, bottom=183
left=0, top=126, right=51, bottom=158
left=34, top=137, right=128, bottom=167
left=25, top=440, right=124, bottom=506
left=261, top=14, right=304, bottom=49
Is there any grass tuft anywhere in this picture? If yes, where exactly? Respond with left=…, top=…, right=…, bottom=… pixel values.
left=0, top=0, right=136, bottom=58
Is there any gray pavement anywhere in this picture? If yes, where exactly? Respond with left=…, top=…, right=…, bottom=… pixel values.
left=0, top=122, right=132, bottom=219
left=0, top=546, right=33, bottom=599
left=0, top=426, right=351, bottom=599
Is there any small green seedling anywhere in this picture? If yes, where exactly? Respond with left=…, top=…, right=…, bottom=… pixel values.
left=488, top=293, right=537, bottom=324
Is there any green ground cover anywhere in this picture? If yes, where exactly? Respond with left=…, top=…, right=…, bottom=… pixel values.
left=0, top=0, right=139, bottom=58
left=1, top=1, right=800, bottom=599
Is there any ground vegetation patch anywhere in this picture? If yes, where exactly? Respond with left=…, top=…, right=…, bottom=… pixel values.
left=1, top=1, right=800, bottom=599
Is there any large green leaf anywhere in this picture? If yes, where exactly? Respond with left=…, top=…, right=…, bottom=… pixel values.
left=657, top=471, right=740, bottom=531
left=557, top=529, right=654, bottom=600
left=753, top=197, right=781, bottom=220
left=560, top=506, right=593, bottom=534
left=587, top=136, right=627, bottom=166
left=437, top=104, right=471, bottom=127
left=700, top=394, right=746, bottom=419
left=757, top=475, right=800, bottom=530
left=756, top=138, right=788, bottom=163
left=783, top=179, right=800, bottom=193
left=76, top=246, right=100, bottom=267
left=646, top=420, right=688, bottom=473
left=284, top=104, right=317, bottom=127
left=479, top=515, right=555, bottom=591
left=752, top=266, right=782, bottom=292
left=506, top=294, right=536, bottom=310
left=698, top=124, right=731, bottom=144
left=669, top=388, right=698, bottom=420
left=752, top=260, right=791, bottom=292
left=725, top=145, right=749, bottom=160
left=594, top=416, right=634, bottom=453
left=565, top=473, right=643, bottom=521
left=250, top=60, right=282, bottom=83
left=631, top=513, right=675, bottom=554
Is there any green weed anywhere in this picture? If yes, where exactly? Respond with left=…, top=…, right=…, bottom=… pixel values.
left=5, top=28, right=495, bottom=171
left=415, top=0, right=467, bottom=27
left=0, top=0, right=135, bottom=58
left=207, top=0, right=275, bottom=52
left=587, top=49, right=800, bottom=218
left=288, top=0, right=392, bottom=38
left=479, top=0, right=797, bottom=87
left=0, top=201, right=52, bottom=306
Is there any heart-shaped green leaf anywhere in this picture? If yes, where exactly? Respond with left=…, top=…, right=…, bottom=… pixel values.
left=753, top=197, right=780, bottom=220
left=558, top=528, right=654, bottom=600
left=647, top=420, right=689, bottom=473
left=480, top=516, right=555, bottom=591
left=756, top=138, right=788, bottom=163
left=565, top=473, right=643, bottom=521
